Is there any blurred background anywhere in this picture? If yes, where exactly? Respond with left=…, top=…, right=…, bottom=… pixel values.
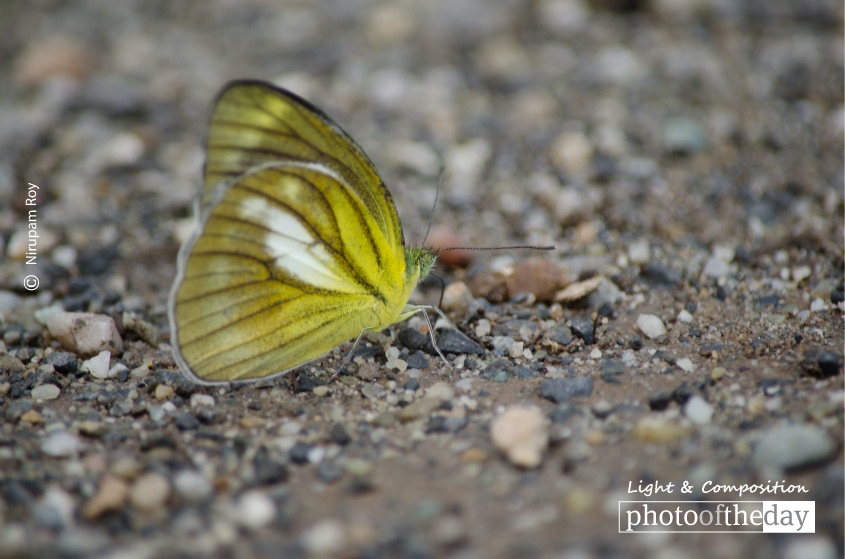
left=0, top=1, right=842, bottom=557
left=2, top=0, right=841, bottom=305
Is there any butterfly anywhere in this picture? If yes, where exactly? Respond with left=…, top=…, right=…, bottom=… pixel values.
left=168, top=79, right=453, bottom=384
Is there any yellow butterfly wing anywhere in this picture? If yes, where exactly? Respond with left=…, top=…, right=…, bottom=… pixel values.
left=169, top=80, right=434, bottom=383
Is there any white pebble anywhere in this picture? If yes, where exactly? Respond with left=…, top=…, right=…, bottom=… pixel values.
left=628, top=238, right=650, bottom=264
left=129, top=472, right=171, bottom=512
left=792, top=266, right=812, bottom=283
left=81, top=351, right=111, bottom=379
left=590, top=348, right=602, bottom=359
left=677, top=358, right=695, bottom=372
left=107, top=362, right=129, bottom=379
left=190, top=394, right=215, bottom=408
left=490, top=406, right=549, bottom=468
left=637, top=314, right=667, bottom=339
left=31, top=384, right=60, bottom=400
left=300, top=519, right=346, bottom=556
left=810, top=298, right=827, bottom=311
left=684, top=396, right=714, bottom=425
left=509, top=341, right=524, bottom=358
left=233, top=490, right=276, bottom=530
left=492, top=336, right=515, bottom=354
left=173, top=470, right=212, bottom=502
left=41, top=431, right=82, bottom=457
left=44, top=312, right=123, bottom=356
left=474, top=319, right=491, bottom=337
left=677, top=309, right=693, bottom=323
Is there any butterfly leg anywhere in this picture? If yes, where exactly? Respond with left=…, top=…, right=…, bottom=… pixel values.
left=329, top=326, right=374, bottom=382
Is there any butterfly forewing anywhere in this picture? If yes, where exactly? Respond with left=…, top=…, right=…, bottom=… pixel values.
left=202, top=81, right=404, bottom=256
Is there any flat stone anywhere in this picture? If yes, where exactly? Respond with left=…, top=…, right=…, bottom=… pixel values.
left=540, top=377, right=593, bottom=403
left=752, top=424, right=836, bottom=472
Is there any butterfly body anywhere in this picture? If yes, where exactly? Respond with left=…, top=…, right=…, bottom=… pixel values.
left=169, top=80, right=438, bottom=383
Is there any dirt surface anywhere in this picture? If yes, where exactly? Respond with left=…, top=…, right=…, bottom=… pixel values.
left=1, top=1, right=843, bottom=558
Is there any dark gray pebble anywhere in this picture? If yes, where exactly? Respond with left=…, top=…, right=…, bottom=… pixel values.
left=801, top=350, right=843, bottom=378
left=404, top=378, right=420, bottom=391
left=329, top=423, right=351, bottom=446
left=173, top=412, right=200, bottom=431
left=599, top=360, right=625, bottom=384
left=4, top=400, right=32, bottom=422
left=289, top=442, right=313, bottom=465
left=514, top=366, right=537, bottom=379
left=648, top=390, right=673, bottom=411
left=398, top=327, right=429, bottom=350
left=540, top=378, right=593, bottom=404
left=406, top=351, right=429, bottom=369
left=550, top=404, right=581, bottom=424
left=253, top=448, right=289, bottom=485
left=425, top=415, right=468, bottom=434
left=753, top=294, right=780, bottom=309
left=294, top=372, right=322, bottom=393
left=548, top=324, right=574, bottom=346
left=569, top=318, right=594, bottom=345
left=316, top=461, right=343, bottom=484
left=641, top=262, right=682, bottom=286
left=195, top=406, right=223, bottom=424
left=436, top=329, right=484, bottom=355
left=628, top=335, right=643, bottom=350
left=109, top=400, right=134, bottom=417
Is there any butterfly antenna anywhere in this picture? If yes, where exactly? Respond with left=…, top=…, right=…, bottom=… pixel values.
left=421, top=167, right=445, bottom=246
left=436, top=245, right=556, bottom=252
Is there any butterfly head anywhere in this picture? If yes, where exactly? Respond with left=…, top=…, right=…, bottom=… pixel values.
left=405, top=246, right=438, bottom=284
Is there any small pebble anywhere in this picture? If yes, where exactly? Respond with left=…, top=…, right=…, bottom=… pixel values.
left=637, top=314, right=667, bottom=339
left=31, top=384, right=60, bottom=400
left=83, top=475, right=129, bottom=519
left=20, top=409, right=44, bottom=425
left=173, top=470, right=212, bottom=502
left=397, top=396, right=441, bottom=422
left=189, top=393, right=215, bottom=408
left=44, top=312, right=123, bottom=356
left=155, top=384, right=175, bottom=400
left=677, top=358, right=695, bottom=372
left=490, top=406, right=549, bottom=468
left=634, top=417, right=691, bottom=443
left=475, top=319, right=492, bottom=337
left=300, top=519, right=346, bottom=557
left=41, top=431, right=82, bottom=457
left=752, top=424, right=836, bottom=472
left=677, top=309, right=693, bottom=323
left=129, top=472, right=171, bottom=512
left=569, top=317, right=594, bottom=345
left=540, top=378, right=593, bottom=404
left=683, top=396, right=713, bottom=424
left=81, top=351, right=111, bottom=379
left=312, top=385, right=329, bottom=396
left=233, top=490, right=276, bottom=530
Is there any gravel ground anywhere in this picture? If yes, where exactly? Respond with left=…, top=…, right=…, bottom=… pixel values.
left=1, top=1, right=843, bottom=558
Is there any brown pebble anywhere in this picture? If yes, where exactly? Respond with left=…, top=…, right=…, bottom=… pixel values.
left=504, top=258, right=569, bottom=302
left=154, top=384, right=175, bottom=401
left=425, top=227, right=473, bottom=268
left=83, top=474, right=129, bottom=519
left=240, top=415, right=266, bottom=429
left=460, top=448, right=488, bottom=463
left=19, top=409, right=43, bottom=425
